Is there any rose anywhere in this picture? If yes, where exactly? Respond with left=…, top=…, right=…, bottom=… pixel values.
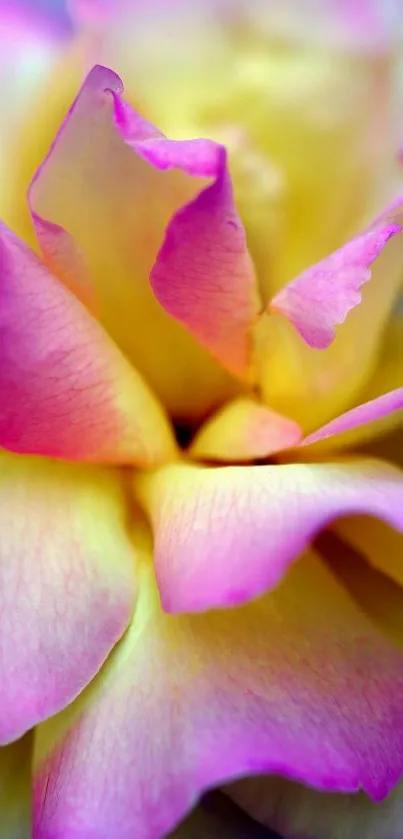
left=1, top=3, right=403, bottom=838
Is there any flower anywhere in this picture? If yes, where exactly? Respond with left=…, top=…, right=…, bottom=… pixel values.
left=1, top=2, right=403, bottom=838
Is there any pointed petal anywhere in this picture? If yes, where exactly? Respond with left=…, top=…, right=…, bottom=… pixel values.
left=190, top=398, right=302, bottom=463
left=269, top=218, right=401, bottom=350
left=0, top=451, right=136, bottom=743
left=134, top=458, right=403, bottom=613
left=29, top=65, right=258, bottom=419
left=0, top=221, right=175, bottom=464
left=257, top=208, right=403, bottom=432
left=33, top=548, right=403, bottom=839
left=301, top=387, right=403, bottom=448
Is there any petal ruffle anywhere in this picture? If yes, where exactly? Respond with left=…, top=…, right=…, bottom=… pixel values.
left=0, top=221, right=175, bottom=464
left=190, top=398, right=302, bottom=463
left=227, top=773, right=403, bottom=839
left=29, top=65, right=259, bottom=419
left=0, top=451, right=136, bottom=743
left=33, top=546, right=403, bottom=839
left=134, top=457, right=403, bottom=613
left=0, top=735, right=32, bottom=838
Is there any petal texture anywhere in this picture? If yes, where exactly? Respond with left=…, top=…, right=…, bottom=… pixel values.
left=29, top=65, right=258, bottom=419
left=33, top=546, right=403, bottom=839
left=0, top=222, right=175, bottom=464
left=0, top=451, right=136, bottom=743
left=190, top=398, right=302, bottom=462
left=134, top=458, right=403, bottom=613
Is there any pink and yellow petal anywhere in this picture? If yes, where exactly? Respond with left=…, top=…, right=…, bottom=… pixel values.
left=0, top=222, right=175, bottom=464
left=134, top=457, right=403, bottom=613
left=0, top=735, right=32, bottom=839
left=0, top=450, right=136, bottom=743
left=33, top=546, right=403, bottom=839
left=190, top=397, right=302, bottom=463
left=257, top=208, right=403, bottom=432
left=300, top=387, right=403, bottom=450
left=29, top=65, right=259, bottom=420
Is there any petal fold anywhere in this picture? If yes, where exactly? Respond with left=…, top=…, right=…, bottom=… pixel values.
left=33, top=547, right=403, bottom=839
left=134, top=458, right=403, bottom=613
left=0, top=222, right=175, bottom=464
left=0, top=451, right=136, bottom=743
left=29, top=65, right=258, bottom=419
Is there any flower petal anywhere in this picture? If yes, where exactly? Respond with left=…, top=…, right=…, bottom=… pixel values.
left=148, top=148, right=260, bottom=381
left=0, top=451, right=136, bottom=743
left=33, top=546, right=403, bottom=839
left=269, top=219, right=401, bottom=349
left=301, top=387, right=403, bottom=448
left=134, top=458, right=403, bottom=613
left=227, top=773, right=403, bottom=839
left=0, top=221, right=175, bottom=464
left=0, top=735, right=32, bottom=838
left=257, top=208, right=403, bottom=432
left=190, top=398, right=302, bottom=463
left=28, top=65, right=258, bottom=419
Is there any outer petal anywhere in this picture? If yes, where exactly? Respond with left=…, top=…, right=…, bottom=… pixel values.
left=227, top=774, right=403, bottom=839
left=33, top=546, right=403, bottom=839
left=134, top=458, right=403, bottom=613
left=0, top=222, right=175, bottom=464
left=190, top=398, right=302, bottom=463
left=0, top=735, right=32, bottom=839
left=0, top=451, right=136, bottom=743
left=29, top=65, right=260, bottom=419
left=257, top=209, right=403, bottom=432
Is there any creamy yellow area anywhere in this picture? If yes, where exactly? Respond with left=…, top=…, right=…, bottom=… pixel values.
left=2, top=6, right=403, bottom=430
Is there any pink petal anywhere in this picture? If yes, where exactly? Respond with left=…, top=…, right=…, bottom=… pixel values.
left=134, top=458, right=403, bottom=613
left=148, top=150, right=260, bottom=381
left=33, top=548, right=403, bottom=839
left=190, top=398, right=302, bottom=462
left=269, top=220, right=401, bottom=349
left=29, top=65, right=258, bottom=419
left=112, top=71, right=261, bottom=381
left=301, top=387, right=403, bottom=447
left=0, top=452, right=136, bottom=743
left=0, top=221, right=176, bottom=464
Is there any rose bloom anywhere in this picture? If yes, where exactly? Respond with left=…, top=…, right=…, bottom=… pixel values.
left=1, top=1, right=403, bottom=838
